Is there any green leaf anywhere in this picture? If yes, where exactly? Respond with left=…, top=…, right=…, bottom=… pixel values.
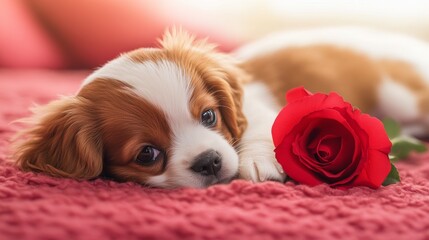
left=391, top=136, right=428, bottom=160
left=382, top=163, right=400, bottom=186
left=382, top=118, right=401, bottom=139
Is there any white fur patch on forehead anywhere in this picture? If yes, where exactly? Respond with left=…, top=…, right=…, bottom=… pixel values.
left=82, top=55, right=194, bottom=126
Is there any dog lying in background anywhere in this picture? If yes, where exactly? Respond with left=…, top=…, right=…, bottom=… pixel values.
left=13, top=27, right=429, bottom=188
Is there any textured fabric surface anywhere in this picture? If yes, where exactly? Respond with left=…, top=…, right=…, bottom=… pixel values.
left=1, top=70, right=429, bottom=240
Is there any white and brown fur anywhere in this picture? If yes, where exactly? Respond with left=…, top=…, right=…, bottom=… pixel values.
left=13, top=27, right=429, bottom=188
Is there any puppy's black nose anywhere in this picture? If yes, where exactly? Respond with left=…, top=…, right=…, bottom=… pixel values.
left=191, top=150, right=222, bottom=176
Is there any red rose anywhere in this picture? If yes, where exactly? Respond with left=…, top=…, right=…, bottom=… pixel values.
left=272, top=87, right=392, bottom=189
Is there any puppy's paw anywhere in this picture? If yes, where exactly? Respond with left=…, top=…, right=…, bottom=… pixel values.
left=238, top=153, right=286, bottom=183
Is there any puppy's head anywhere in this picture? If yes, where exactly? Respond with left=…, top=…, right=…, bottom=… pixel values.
left=13, top=29, right=248, bottom=188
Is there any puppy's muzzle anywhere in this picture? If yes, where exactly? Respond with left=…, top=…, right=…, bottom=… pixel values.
left=191, top=150, right=222, bottom=176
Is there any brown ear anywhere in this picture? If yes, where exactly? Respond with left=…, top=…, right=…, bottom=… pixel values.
left=13, top=96, right=103, bottom=180
left=210, top=64, right=249, bottom=143
left=225, top=66, right=249, bottom=141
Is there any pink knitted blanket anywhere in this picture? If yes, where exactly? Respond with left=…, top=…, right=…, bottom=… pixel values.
left=1, top=70, right=428, bottom=239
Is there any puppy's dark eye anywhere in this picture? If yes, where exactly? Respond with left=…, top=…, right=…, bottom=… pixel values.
left=135, top=146, right=162, bottom=166
left=201, top=109, right=216, bottom=128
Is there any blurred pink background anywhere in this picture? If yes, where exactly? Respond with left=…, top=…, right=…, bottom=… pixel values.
left=1, top=0, right=429, bottom=69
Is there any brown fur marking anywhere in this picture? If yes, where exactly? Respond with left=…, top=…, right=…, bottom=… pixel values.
left=79, top=79, right=171, bottom=182
left=240, top=45, right=383, bottom=112
left=241, top=44, right=429, bottom=116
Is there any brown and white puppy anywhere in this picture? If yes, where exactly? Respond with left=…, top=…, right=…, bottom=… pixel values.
left=13, top=27, right=429, bottom=188
left=14, top=29, right=252, bottom=188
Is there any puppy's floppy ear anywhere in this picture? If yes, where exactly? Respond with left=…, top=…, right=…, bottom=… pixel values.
left=224, top=65, right=249, bottom=141
left=210, top=64, right=249, bottom=143
left=13, top=96, right=103, bottom=180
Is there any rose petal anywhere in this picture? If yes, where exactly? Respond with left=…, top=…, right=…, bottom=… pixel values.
left=272, top=92, right=350, bottom=148
left=275, top=143, right=324, bottom=186
left=348, top=149, right=392, bottom=188
left=355, top=111, right=392, bottom=153
left=286, top=87, right=313, bottom=103
left=293, top=119, right=336, bottom=170
left=316, top=135, right=341, bottom=162
left=292, top=140, right=324, bottom=171
left=287, top=111, right=359, bottom=181
left=322, top=129, right=356, bottom=173
left=317, top=134, right=362, bottom=186
left=296, top=111, right=366, bottom=185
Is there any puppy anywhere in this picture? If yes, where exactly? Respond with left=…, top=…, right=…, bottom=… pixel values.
left=13, top=27, right=429, bottom=188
